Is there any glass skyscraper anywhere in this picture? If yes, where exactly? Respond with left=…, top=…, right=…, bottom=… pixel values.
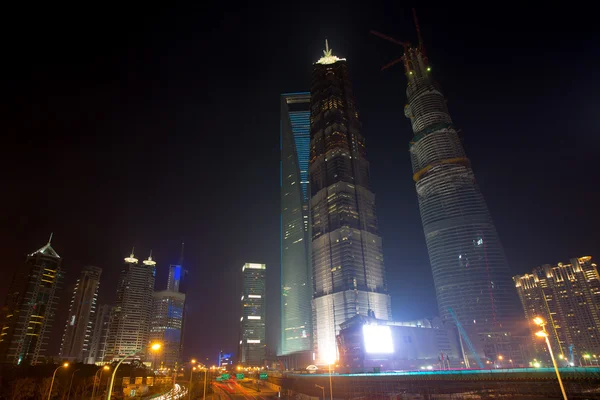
left=149, top=248, right=186, bottom=370
left=239, top=263, right=266, bottom=366
left=0, top=237, right=64, bottom=365
left=59, top=265, right=102, bottom=362
left=310, top=42, right=391, bottom=363
left=403, top=41, right=523, bottom=360
left=104, top=251, right=156, bottom=362
left=280, top=92, right=313, bottom=357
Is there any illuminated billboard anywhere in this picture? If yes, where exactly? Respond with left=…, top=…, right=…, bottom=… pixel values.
left=362, top=324, right=394, bottom=354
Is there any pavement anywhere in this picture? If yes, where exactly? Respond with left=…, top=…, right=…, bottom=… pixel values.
left=212, top=380, right=278, bottom=400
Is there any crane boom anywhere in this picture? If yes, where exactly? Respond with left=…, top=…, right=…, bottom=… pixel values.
left=448, top=308, right=484, bottom=369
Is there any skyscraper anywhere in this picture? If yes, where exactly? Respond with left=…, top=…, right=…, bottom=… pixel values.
left=514, top=256, right=600, bottom=360
left=149, top=247, right=186, bottom=369
left=280, top=92, right=313, bottom=357
left=239, top=263, right=266, bottom=366
left=104, top=250, right=155, bottom=362
left=0, top=236, right=64, bottom=365
left=88, top=304, right=112, bottom=364
left=309, top=41, right=391, bottom=363
left=59, top=265, right=102, bottom=362
left=401, top=29, right=523, bottom=359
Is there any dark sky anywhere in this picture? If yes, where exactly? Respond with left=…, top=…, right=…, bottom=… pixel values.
left=1, top=4, right=598, bottom=364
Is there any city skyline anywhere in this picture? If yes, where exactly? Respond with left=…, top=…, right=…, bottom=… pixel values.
left=1, top=4, right=598, bottom=363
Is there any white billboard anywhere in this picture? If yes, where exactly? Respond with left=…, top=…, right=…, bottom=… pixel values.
left=362, top=324, right=394, bottom=354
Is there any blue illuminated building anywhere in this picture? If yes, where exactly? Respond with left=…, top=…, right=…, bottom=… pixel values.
left=149, top=244, right=187, bottom=369
left=280, top=93, right=313, bottom=360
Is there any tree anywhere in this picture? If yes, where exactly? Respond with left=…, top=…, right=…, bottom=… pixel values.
left=10, top=378, right=35, bottom=400
left=36, top=378, right=53, bottom=400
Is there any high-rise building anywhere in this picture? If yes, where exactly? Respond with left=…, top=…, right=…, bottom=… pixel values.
left=88, top=304, right=112, bottom=364
left=104, top=251, right=155, bottom=362
left=514, top=256, right=600, bottom=360
left=401, top=33, right=524, bottom=359
left=149, top=246, right=186, bottom=369
left=0, top=237, right=64, bottom=365
left=280, top=92, right=313, bottom=357
left=59, top=265, right=102, bottom=362
left=239, top=263, right=266, bottom=366
left=309, top=41, right=391, bottom=363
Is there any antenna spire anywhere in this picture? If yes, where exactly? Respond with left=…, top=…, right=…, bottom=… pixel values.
left=412, top=8, right=426, bottom=55
left=149, top=249, right=153, bottom=258
left=131, top=246, right=135, bottom=257
left=48, top=232, right=54, bottom=244
left=179, top=242, right=185, bottom=266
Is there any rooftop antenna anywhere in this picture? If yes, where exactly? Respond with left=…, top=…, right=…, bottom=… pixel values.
left=131, top=246, right=135, bottom=257
left=48, top=232, right=54, bottom=244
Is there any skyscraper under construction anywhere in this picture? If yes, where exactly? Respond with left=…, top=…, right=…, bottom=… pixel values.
left=395, top=17, right=523, bottom=360
left=310, top=41, right=391, bottom=363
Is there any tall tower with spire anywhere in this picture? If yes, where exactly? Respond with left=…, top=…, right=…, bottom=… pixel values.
left=310, top=41, right=391, bottom=363
left=0, top=235, right=64, bottom=365
left=384, top=12, right=524, bottom=361
left=104, top=249, right=156, bottom=362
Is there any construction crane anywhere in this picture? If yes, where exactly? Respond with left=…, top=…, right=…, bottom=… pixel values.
left=448, top=308, right=484, bottom=369
left=369, top=30, right=411, bottom=71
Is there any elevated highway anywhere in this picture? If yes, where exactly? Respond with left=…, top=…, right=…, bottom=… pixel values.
left=268, top=368, right=600, bottom=399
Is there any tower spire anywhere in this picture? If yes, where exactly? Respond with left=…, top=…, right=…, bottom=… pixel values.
left=179, top=242, right=185, bottom=266
left=48, top=232, right=53, bottom=244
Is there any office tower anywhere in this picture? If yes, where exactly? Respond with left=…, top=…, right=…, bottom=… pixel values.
left=239, top=263, right=266, bottom=366
left=218, top=350, right=233, bottom=368
left=104, top=251, right=155, bottom=362
left=309, top=41, right=391, bottom=363
left=149, top=246, right=186, bottom=369
left=59, top=265, right=102, bottom=362
left=514, top=256, right=600, bottom=360
left=280, top=92, right=313, bottom=357
left=401, top=30, right=523, bottom=359
left=88, top=304, right=111, bottom=364
left=0, top=236, right=64, bottom=365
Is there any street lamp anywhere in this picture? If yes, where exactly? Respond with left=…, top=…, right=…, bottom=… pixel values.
left=47, top=363, right=69, bottom=400
left=67, top=369, right=81, bottom=400
left=325, top=356, right=336, bottom=400
left=106, top=342, right=162, bottom=400
left=534, top=318, right=568, bottom=400
left=315, top=385, right=325, bottom=400
left=92, top=366, right=110, bottom=399
left=189, top=360, right=198, bottom=400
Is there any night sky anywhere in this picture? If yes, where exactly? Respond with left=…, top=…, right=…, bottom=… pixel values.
left=1, top=4, right=598, bottom=364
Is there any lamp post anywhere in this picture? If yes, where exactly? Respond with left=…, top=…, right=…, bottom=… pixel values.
left=66, top=369, right=80, bottom=400
left=315, top=385, right=325, bottom=400
left=534, top=317, right=568, bottom=400
left=327, top=361, right=334, bottom=400
left=106, top=342, right=161, bottom=400
left=92, top=366, right=110, bottom=399
left=47, top=363, right=69, bottom=400
left=189, top=359, right=197, bottom=400
left=583, top=354, right=591, bottom=366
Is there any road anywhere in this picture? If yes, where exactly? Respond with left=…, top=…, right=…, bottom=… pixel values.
left=212, top=380, right=278, bottom=400
left=152, top=383, right=187, bottom=400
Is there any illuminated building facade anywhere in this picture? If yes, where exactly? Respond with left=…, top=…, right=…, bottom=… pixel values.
left=403, top=39, right=523, bottom=360
left=104, top=251, right=156, bottom=362
left=514, top=256, right=600, bottom=360
left=149, top=247, right=186, bottom=369
left=150, top=291, right=185, bottom=369
left=280, top=92, right=313, bottom=357
left=337, top=314, right=460, bottom=372
left=219, top=350, right=233, bottom=368
left=0, top=237, right=64, bottom=365
left=88, top=304, right=111, bottom=364
left=310, top=41, right=391, bottom=363
left=59, top=265, right=102, bottom=362
left=239, top=263, right=266, bottom=366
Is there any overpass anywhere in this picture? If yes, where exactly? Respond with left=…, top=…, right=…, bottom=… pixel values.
left=268, top=368, right=600, bottom=400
